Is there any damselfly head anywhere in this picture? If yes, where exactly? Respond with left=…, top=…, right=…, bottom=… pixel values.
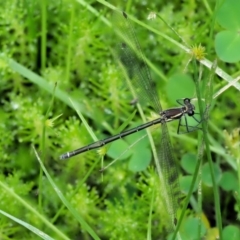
left=183, top=98, right=191, bottom=104
left=187, top=109, right=195, bottom=116
left=189, top=105, right=196, bottom=116
left=183, top=98, right=195, bottom=116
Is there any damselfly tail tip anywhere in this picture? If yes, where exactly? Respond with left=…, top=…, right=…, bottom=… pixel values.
left=59, top=153, right=69, bottom=160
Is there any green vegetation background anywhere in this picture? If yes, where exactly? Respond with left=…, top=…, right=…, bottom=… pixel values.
left=0, top=0, right=240, bottom=239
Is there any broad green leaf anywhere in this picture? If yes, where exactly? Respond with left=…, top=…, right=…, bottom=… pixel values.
left=180, top=175, right=198, bottom=194
left=216, top=0, right=240, bottom=31
left=128, top=147, right=151, bottom=172
left=202, top=163, right=222, bottom=187
left=219, top=171, right=238, bottom=191
left=107, top=139, right=132, bottom=160
left=223, top=225, right=240, bottom=240
left=180, top=216, right=206, bottom=239
left=181, top=153, right=197, bottom=174
left=166, top=73, right=195, bottom=104
left=215, top=30, right=240, bottom=63
left=125, top=125, right=149, bottom=148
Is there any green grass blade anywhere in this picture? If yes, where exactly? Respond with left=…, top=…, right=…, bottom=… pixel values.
left=193, top=59, right=223, bottom=239
left=32, top=146, right=101, bottom=240
left=0, top=210, right=55, bottom=240
left=0, top=181, right=69, bottom=240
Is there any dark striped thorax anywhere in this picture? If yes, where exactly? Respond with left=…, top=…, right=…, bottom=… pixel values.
left=160, top=98, right=195, bottom=122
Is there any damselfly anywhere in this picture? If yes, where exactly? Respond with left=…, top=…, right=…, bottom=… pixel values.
left=60, top=10, right=202, bottom=228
